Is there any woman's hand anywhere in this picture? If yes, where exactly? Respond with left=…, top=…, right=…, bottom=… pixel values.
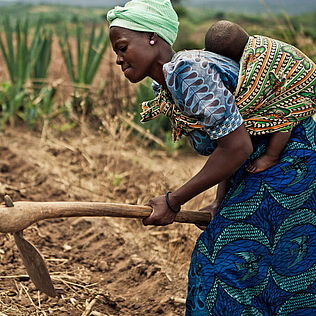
left=142, top=195, right=179, bottom=226
left=143, top=125, right=252, bottom=228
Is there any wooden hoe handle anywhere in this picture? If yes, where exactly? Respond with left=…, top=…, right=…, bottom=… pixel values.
left=0, top=201, right=212, bottom=233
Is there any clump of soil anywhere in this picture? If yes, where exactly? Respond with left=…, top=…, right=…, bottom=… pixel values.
left=0, top=125, right=215, bottom=315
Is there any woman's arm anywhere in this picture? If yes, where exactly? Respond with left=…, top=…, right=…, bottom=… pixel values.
left=195, top=179, right=232, bottom=230
left=212, top=177, right=232, bottom=207
left=201, top=178, right=232, bottom=213
left=143, top=123, right=253, bottom=226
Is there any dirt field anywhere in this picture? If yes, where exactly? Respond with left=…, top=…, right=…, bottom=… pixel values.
left=0, top=123, right=216, bottom=315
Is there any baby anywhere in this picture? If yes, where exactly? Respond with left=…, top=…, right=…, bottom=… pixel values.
left=205, top=20, right=291, bottom=174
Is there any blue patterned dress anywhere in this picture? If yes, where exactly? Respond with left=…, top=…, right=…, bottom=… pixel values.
left=162, top=50, right=316, bottom=315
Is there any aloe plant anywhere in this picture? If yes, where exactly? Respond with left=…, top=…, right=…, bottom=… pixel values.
left=57, top=23, right=109, bottom=85
left=33, top=28, right=53, bottom=80
left=0, top=16, right=48, bottom=86
left=0, top=17, right=54, bottom=128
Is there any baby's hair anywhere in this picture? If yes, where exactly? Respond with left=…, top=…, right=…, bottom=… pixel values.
left=205, top=20, right=249, bottom=62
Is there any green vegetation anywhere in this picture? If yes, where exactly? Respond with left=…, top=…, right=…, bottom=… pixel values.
left=56, top=22, right=109, bottom=119
left=0, top=17, right=52, bottom=85
left=0, top=3, right=314, bottom=150
left=0, top=17, right=55, bottom=127
left=57, top=23, right=108, bottom=85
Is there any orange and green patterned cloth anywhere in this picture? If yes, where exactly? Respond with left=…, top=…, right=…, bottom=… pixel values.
left=235, top=35, right=316, bottom=135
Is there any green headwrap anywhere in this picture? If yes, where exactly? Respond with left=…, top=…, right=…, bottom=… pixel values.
left=107, top=0, right=179, bottom=46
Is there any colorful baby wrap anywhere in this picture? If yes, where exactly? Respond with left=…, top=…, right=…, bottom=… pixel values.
left=235, top=35, right=316, bottom=135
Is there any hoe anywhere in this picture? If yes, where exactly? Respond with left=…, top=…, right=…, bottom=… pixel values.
left=1, top=195, right=212, bottom=297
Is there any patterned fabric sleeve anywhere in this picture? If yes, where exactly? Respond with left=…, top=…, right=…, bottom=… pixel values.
left=164, top=56, right=244, bottom=140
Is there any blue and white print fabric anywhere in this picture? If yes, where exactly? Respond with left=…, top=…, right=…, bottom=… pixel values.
left=163, top=50, right=243, bottom=147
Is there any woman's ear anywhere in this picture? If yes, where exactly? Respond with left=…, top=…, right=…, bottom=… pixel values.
left=149, top=32, right=159, bottom=45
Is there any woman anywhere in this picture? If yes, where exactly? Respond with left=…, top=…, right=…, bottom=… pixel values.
left=107, top=0, right=316, bottom=314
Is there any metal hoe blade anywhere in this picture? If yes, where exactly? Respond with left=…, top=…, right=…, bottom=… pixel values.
left=5, top=195, right=56, bottom=297
left=13, top=231, right=56, bottom=297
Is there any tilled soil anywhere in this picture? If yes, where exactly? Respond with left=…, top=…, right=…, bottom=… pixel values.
left=0, top=125, right=216, bottom=316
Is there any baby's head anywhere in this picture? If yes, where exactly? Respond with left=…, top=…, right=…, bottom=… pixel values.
left=205, top=20, right=249, bottom=62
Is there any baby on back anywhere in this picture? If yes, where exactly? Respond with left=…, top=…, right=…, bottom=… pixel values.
left=204, top=20, right=291, bottom=173
left=205, top=20, right=249, bottom=63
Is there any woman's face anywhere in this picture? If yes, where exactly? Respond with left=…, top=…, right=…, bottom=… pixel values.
left=110, top=27, right=155, bottom=83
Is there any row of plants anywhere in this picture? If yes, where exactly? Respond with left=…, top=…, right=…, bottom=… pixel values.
left=0, top=15, right=190, bottom=151
left=0, top=16, right=109, bottom=132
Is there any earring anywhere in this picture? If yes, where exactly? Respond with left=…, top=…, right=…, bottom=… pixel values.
left=149, top=40, right=155, bottom=45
